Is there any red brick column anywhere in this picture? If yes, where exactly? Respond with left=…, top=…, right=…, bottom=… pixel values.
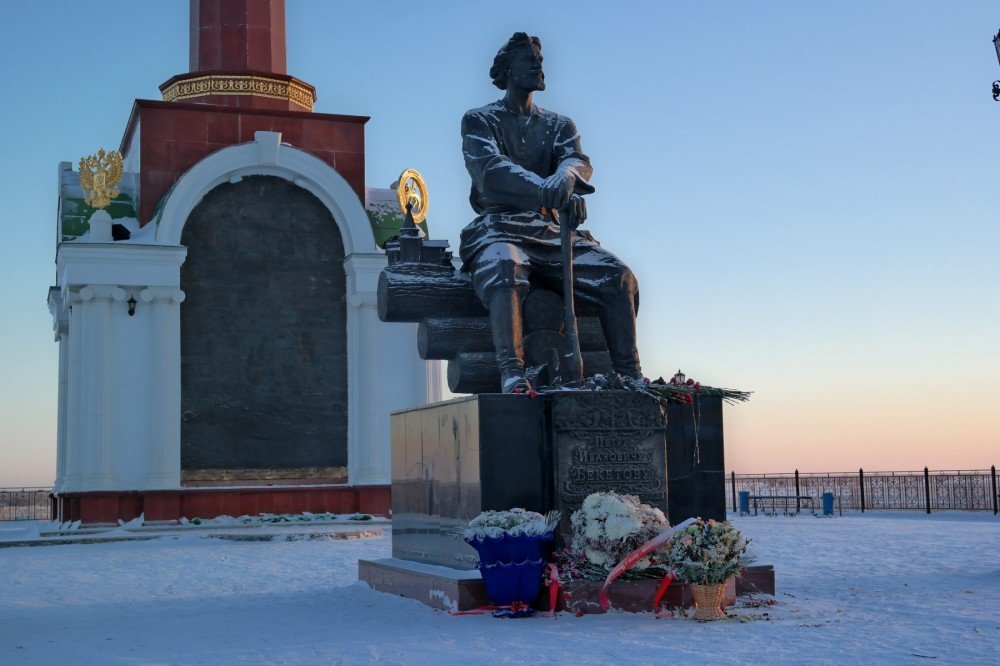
left=190, top=0, right=286, bottom=73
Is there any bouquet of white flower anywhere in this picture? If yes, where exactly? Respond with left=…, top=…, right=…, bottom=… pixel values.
left=564, top=491, right=670, bottom=579
left=463, top=508, right=560, bottom=612
left=664, top=518, right=752, bottom=585
left=463, top=508, right=560, bottom=541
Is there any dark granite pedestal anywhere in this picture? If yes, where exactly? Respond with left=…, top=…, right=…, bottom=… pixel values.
left=360, top=391, right=737, bottom=609
left=383, top=391, right=725, bottom=569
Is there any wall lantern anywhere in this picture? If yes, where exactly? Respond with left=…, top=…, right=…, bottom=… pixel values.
left=127, top=295, right=137, bottom=317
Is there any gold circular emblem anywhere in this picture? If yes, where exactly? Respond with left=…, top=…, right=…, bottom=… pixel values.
left=396, top=168, right=429, bottom=224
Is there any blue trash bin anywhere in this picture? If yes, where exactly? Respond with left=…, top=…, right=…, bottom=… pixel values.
left=738, top=491, right=750, bottom=516
left=822, top=492, right=835, bottom=516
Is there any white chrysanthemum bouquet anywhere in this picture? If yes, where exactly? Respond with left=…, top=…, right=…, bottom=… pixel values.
left=463, top=508, right=560, bottom=541
left=562, top=491, right=670, bottom=579
left=663, top=518, right=752, bottom=585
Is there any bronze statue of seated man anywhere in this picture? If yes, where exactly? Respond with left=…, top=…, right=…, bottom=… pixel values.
left=459, top=32, right=642, bottom=393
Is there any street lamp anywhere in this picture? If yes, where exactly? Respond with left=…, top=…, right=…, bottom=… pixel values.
left=993, top=29, right=1000, bottom=101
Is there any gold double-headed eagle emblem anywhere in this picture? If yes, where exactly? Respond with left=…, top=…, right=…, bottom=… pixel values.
left=79, top=149, right=123, bottom=210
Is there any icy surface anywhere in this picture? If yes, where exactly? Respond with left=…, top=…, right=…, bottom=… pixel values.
left=1, top=513, right=997, bottom=664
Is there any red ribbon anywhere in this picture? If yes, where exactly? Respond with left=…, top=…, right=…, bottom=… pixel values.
left=544, top=562, right=561, bottom=616
left=652, top=571, right=676, bottom=613
left=598, top=517, right=695, bottom=611
left=449, top=605, right=502, bottom=616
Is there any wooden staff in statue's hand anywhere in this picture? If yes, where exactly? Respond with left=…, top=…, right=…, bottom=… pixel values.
left=542, top=171, right=588, bottom=383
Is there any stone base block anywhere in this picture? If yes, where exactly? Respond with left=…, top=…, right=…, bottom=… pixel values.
left=360, top=558, right=776, bottom=614
left=736, top=564, right=776, bottom=596
left=359, top=558, right=490, bottom=612
left=560, top=577, right=736, bottom=614
left=561, top=565, right=776, bottom=614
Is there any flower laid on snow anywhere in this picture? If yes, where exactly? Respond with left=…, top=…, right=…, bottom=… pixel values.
left=179, top=512, right=372, bottom=527
left=643, top=373, right=747, bottom=405
left=462, top=508, right=560, bottom=541
left=663, top=517, right=753, bottom=586
left=558, top=491, right=672, bottom=581
left=554, top=373, right=750, bottom=407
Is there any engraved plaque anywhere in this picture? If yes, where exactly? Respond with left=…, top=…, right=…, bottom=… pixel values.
left=551, top=392, right=668, bottom=538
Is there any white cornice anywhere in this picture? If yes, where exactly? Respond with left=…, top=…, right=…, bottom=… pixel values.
left=56, top=243, right=188, bottom=300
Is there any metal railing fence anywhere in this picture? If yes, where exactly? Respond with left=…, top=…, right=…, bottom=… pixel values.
left=730, top=467, right=999, bottom=514
left=0, top=488, right=53, bottom=521
left=5, top=469, right=999, bottom=521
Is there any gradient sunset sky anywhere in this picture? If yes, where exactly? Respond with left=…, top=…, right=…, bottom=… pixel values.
left=1, top=1, right=997, bottom=486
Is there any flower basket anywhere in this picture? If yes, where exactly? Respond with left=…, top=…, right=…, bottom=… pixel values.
left=663, top=517, right=752, bottom=620
left=477, top=557, right=547, bottom=606
left=464, top=532, right=553, bottom=567
left=463, top=509, right=559, bottom=608
left=690, top=582, right=728, bottom=621
left=466, top=533, right=552, bottom=605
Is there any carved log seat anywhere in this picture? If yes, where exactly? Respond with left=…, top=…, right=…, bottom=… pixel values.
left=378, top=232, right=610, bottom=393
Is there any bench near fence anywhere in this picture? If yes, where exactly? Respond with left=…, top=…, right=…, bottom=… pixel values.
left=746, top=494, right=817, bottom=517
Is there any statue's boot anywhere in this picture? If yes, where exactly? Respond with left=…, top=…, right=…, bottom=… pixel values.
left=489, top=289, right=531, bottom=393
left=599, top=295, right=643, bottom=380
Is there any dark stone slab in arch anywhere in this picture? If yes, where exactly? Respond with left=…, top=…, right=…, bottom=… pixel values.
left=180, top=175, right=348, bottom=478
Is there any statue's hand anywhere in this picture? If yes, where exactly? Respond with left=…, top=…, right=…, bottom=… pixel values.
left=562, top=194, right=587, bottom=229
left=540, top=171, right=576, bottom=210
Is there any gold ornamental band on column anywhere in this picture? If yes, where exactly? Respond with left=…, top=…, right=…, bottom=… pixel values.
left=161, top=74, right=316, bottom=111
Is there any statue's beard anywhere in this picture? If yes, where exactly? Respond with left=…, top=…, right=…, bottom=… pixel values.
left=512, top=71, right=545, bottom=92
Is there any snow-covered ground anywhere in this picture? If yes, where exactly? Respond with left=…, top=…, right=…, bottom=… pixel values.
left=1, top=512, right=997, bottom=664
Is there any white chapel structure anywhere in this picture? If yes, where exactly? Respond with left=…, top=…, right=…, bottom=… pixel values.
left=47, top=0, right=438, bottom=523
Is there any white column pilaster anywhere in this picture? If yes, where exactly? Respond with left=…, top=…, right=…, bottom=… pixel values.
left=77, top=285, right=126, bottom=490
left=54, top=243, right=187, bottom=495
left=347, top=292, right=386, bottom=484
left=61, top=290, right=84, bottom=491
left=141, top=286, right=185, bottom=488
left=48, top=289, right=69, bottom=492
left=54, top=328, right=69, bottom=491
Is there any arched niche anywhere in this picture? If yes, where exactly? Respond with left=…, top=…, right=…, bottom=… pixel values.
left=179, top=175, right=348, bottom=482
left=149, top=131, right=433, bottom=486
